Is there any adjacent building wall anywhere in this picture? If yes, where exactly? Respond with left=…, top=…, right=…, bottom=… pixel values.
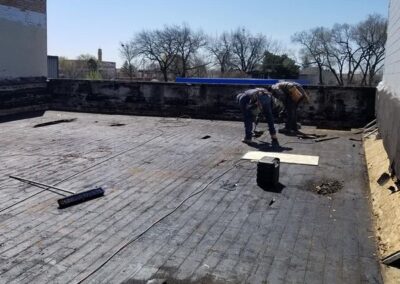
left=376, top=0, right=400, bottom=178
left=0, top=0, right=47, bottom=79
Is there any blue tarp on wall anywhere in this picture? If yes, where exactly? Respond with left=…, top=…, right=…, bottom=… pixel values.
left=175, top=77, right=310, bottom=85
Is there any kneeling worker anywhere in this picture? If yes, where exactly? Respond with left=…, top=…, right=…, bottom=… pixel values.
left=237, top=88, right=279, bottom=146
left=269, top=82, right=309, bottom=133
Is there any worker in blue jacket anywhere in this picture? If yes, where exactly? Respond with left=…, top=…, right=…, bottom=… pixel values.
left=237, top=88, right=279, bottom=146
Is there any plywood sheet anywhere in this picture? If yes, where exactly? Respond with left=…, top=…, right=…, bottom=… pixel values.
left=241, top=151, right=319, bottom=166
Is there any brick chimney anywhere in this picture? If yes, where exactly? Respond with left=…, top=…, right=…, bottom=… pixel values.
left=98, top=48, right=102, bottom=62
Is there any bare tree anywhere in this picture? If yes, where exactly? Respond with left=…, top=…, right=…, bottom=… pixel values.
left=293, top=14, right=387, bottom=86
left=190, top=56, right=209, bottom=77
left=132, top=27, right=178, bottom=82
left=207, top=32, right=233, bottom=74
left=292, top=29, right=326, bottom=85
left=172, top=24, right=207, bottom=77
left=230, top=27, right=266, bottom=73
left=265, top=38, right=286, bottom=55
left=331, top=23, right=364, bottom=85
left=76, top=54, right=96, bottom=61
left=315, top=27, right=350, bottom=85
left=352, top=14, right=387, bottom=85
left=120, top=41, right=136, bottom=80
left=59, top=56, right=81, bottom=78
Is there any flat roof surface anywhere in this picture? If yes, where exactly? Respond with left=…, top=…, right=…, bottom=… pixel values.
left=0, top=111, right=381, bottom=283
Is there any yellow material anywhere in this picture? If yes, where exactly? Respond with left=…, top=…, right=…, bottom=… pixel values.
left=364, top=136, right=400, bottom=284
left=241, top=151, right=319, bottom=166
left=288, top=86, right=303, bottom=103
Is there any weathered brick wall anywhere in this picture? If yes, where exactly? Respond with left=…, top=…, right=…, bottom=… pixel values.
left=382, top=0, right=400, bottom=97
left=49, top=79, right=375, bottom=128
left=0, top=79, right=50, bottom=118
left=0, top=77, right=375, bottom=129
left=377, top=0, right=400, bottom=178
left=299, top=86, right=375, bottom=128
left=0, top=0, right=46, bottom=14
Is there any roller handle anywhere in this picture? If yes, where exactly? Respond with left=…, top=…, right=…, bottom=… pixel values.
left=9, top=175, right=76, bottom=195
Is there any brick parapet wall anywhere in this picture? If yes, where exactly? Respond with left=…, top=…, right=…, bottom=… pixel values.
left=0, top=79, right=376, bottom=129
left=48, top=79, right=376, bottom=129
left=0, top=80, right=49, bottom=118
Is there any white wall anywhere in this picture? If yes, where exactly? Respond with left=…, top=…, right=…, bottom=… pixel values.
left=0, top=3, right=47, bottom=79
left=376, top=0, right=400, bottom=179
left=382, top=0, right=400, bottom=98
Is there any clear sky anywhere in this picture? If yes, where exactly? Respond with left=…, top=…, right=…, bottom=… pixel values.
left=48, top=0, right=389, bottom=67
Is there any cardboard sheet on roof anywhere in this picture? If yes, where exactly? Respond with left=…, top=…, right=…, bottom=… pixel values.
left=242, top=151, right=319, bottom=166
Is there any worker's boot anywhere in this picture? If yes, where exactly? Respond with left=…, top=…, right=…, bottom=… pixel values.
left=278, top=128, right=297, bottom=136
left=271, top=138, right=280, bottom=149
left=242, top=137, right=252, bottom=144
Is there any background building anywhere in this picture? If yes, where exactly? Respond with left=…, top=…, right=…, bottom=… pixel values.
left=59, top=49, right=116, bottom=80
left=0, top=0, right=47, bottom=80
left=47, top=55, right=59, bottom=78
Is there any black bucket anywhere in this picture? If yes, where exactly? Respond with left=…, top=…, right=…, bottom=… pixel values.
left=257, top=157, right=280, bottom=192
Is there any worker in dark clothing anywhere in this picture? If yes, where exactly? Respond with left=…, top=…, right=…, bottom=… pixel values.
left=237, top=88, right=279, bottom=146
left=269, top=82, right=309, bottom=134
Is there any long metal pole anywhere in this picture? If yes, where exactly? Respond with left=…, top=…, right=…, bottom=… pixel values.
left=9, top=175, right=76, bottom=195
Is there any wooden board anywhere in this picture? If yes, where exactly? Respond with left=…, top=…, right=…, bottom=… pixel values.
left=382, top=250, right=400, bottom=265
left=241, top=151, right=319, bottom=166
